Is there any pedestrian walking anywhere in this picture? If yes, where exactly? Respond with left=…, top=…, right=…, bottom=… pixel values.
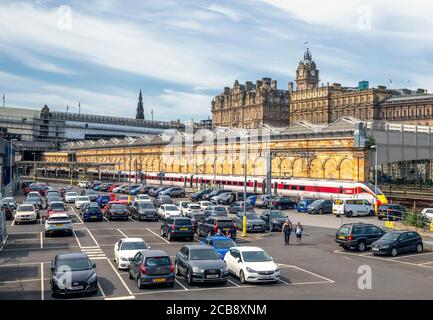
left=282, top=218, right=293, bottom=245
left=295, top=222, right=304, bottom=245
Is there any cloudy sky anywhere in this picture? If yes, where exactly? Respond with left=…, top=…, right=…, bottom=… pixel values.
left=0, top=0, right=432, bottom=121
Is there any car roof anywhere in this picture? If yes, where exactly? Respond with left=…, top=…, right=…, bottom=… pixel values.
left=49, top=201, right=64, bottom=205
left=57, top=252, right=88, bottom=260
left=121, top=237, right=145, bottom=243
left=207, top=236, right=234, bottom=241
left=185, top=245, right=212, bottom=250
left=236, top=246, right=264, bottom=252
left=141, top=249, right=169, bottom=258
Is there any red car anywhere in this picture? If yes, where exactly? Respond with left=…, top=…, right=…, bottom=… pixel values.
left=103, top=201, right=130, bottom=221
left=47, top=202, right=68, bottom=217
left=107, top=184, right=121, bottom=193
left=24, top=183, right=48, bottom=196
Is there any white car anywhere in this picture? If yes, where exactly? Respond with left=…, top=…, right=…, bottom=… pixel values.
left=64, top=192, right=78, bottom=203
left=176, top=201, right=190, bottom=214
left=421, top=208, right=433, bottom=221
left=199, top=201, right=212, bottom=211
left=158, top=204, right=182, bottom=220
left=75, top=196, right=91, bottom=209
left=183, top=203, right=202, bottom=216
left=45, top=213, right=73, bottom=237
left=14, top=204, right=38, bottom=224
left=224, top=246, right=280, bottom=284
left=78, top=181, right=90, bottom=188
left=112, top=185, right=126, bottom=193
left=135, top=194, right=152, bottom=203
left=113, top=238, right=150, bottom=269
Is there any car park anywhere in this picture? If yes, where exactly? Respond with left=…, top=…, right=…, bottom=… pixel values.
left=296, top=199, right=314, bottom=212
left=378, top=204, right=407, bottom=221
left=224, top=247, right=280, bottom=284
left=129, top=250, right=175, bottom=288
left=158, top=204, right=182, bottom=220
left=175, top=245, right=229, bottom=285
left=50, top=253, right=98, bottom=297
left=335, top=223, right=385, bottom=252
left=202, top=189, right=230, bottom=201
left=130, top=201, right=158, bottom=221
left=75, top=196, right=91, bottom=209
left=183, top=203, right=202, bottom=217
left=82, top=203, right=103, bottom=222
left=234, top=212, right=266, bottom=232
left=154, top=195, right=173, bottom=207
left=259, top=210, right=287, bottom=231
left=196, top=216, right=237, bottom=239
left=104, top=202, right=130, bottom=221
left=333, top=199, right=374, bottom=217
left=372, top=231, right=423, bottom=257
left=160, top=186, right=186, bottom=198
left=200, top=236, right=237, bottom=259
left=307, top=199, right=333, bottom=214
left=45, top=213, right=73, bottom=237
left=191, top=189, right=212, bottom=201
left=64, top=192, right=79, bottom=203
left=160, top=217, right=194, bottom=241
left=203, top=205, right=228, bottom=217
left=114, top=237, right=150, bottom=269
left=14, top=204, right=38, bottom=224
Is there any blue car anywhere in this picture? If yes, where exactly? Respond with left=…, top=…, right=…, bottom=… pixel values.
left=83, top=204, right=103, bottom=222
left=296, top=199, right=314, bottom=212
left=200, top=236, right=237, bottom=259
left=246, top=195, right=258, bottom=206
left=97, top=194, right=111, bottom=207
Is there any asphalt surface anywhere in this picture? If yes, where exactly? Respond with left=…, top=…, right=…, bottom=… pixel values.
left=1, top=186, right=433, bottom=300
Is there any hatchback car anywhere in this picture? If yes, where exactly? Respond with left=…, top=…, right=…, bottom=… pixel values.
left=158, top=204, right=182, bottom=220
left=228, top=201, right=254, bottom=214
left=160, top=187, right=186, bottom=198
left=50, top=253, right=97, bottom=297
left=372, top=231, right=423, bottom=257
left=203, top=205, right=228, bottom=217
left=234, top=212, right=266, bottom=232
left=154, top=195, right=174, bottom=207
left=129, top=250, right=175, bottom=288
left=296, top=199, right=314, bottom=212
left=45, top=213, right=73, bottom=237
left=15, top=204, right=38, bottom=224
left=82, top=203, right=103, bottom=222
left=191, top=189, right=212, bottom=201
left=131, top=201, right=158, bottom=221
left=271, top=197, right=296, bottom=210
left=200, top=236, right=237, bottom=259
left=160, top=217, right=194, bottom=241
left=259, top=210, right=288, bottom=231
left=307, top=200, right=333, bottom=214
left=377, top=204, right=407, bottom=221
left=64, top=192, right=79, bottom=203
left=336, top=223, right=385, bottom=252
left=114, top=238, right=150, bottom=270
left=104, top=202, right=130, bottom=221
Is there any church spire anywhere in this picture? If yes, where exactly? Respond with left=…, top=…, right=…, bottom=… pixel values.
left=136, top=90, right=144, bottom=120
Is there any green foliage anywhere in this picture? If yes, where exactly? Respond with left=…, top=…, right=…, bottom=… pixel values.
left=403, top=211, right=430, bottom=229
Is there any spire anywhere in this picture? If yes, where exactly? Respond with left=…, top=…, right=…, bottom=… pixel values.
left=303, top=48, right=312, bottom=63
left=136, top=89, right=144, bottom=120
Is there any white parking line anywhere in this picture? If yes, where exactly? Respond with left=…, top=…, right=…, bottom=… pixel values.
left=0, top=235, right=8, bottom=252
left=86, top=229, right=101, bottom=247
left=129, top=217, right=137, bottom=223
left=104, top=296, right=136, bottom=300
left=103, top=217, right=110, bottom=223
left=97, top=283, right=106, bottom=298
left=146, top=228, right=169, bottom=244
left=0, top=261, right=50, bottom=267
left=175, top=279, right=189, bottom=291
left=117, top=229, right=128, bottom=238
left=40, top=232, right=43, bottom=249
left=40, top=262, right=44, bottom=301
left=389, top=252, right=433, bottom=260
left=419, top=261, right=433, bottom=266
left=227, top=279, right=240, bottom=287
left=72, top=207, right=84, bottom=224
left=279, top=264, right=335, bottom=283
left=10, top=219, right=15, bottom=226
left=72, top=230, right=82, bottom=248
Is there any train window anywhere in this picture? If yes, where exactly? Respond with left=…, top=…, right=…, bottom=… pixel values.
left=299, top=186, right=305, bottom=191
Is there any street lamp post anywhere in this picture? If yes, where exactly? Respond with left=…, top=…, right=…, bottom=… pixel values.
left=242, top=134, right=248, bottom=238
left=370, top=145, right=378, bottom=215
left=32, top=152, right=36, bottom=181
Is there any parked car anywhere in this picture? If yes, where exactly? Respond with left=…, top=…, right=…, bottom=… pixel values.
left=107, top=184, right=122, bottom=193
left=94, top=184, right=109, bottom=192
left=296, top=199, right=315, bottom=212
left=307, top=200, right=333, bottom=214
left=160, top=187, right=186, bottom=198
left=372, top=231, right=423, bottom=257
left=176, top=201, right=190, bottom=214
left=199, top=201, right=212, bottom=211
left=112, top=185, right=127, bottom=193
left=160, top=217, right=194, bottom=241
left=104, top=202, right=130, bottom=221
left=234, top=212, right=266, bottom=232
left=50, top=253, right=98, bottom=297
left=202, top=189, right=230, bottom=201
left=270, top=197, right=296, bottom=210
left=228, top=201, right=254, bottom=214
left=183, top=203, right=202, bottom=217
left=78, top=181, right=90, bottom=188
left=191, top=189, right=212, bottom=201
left=83, top=189, right=98, bottom=202
left=15, top=204, right=38, bottom=224
left=259, top=210, right=288, bottom=231
left=114, top=237, right=150, bottom=270
left=47, top=202, right=68, bottom=217
left=224, top=246, right=280, bottom=284
left=421, top=208, right=433, bottom=221
left=89, top=181, right=103, bottom=189
left=97, top=194, right=111, bottom=207
left=64, top=192, right=79, bottom=203
left=82, top=203, right=103, bottom=222
left=196, top=216, right=237, bottom=239
left=75, top=196, right=91, bottom=209
left=158, top=204, right=182, bottom=220
left=24, top=196, right=42, bottom=210
left=336, top=223, right=385, bottom=252
left=378, top=204, right=407, bottom=221
left=135, top=194, right=153, bottom=203
left=175, top=245, right=229, bottom=285
left=1, top=202, right=13, bottom=220
left=154, top=195, right=173, bottom=207
left=203, top=205, right=228, bottom=217
left=200, top=236, right=237, bottom=259
left=46, top=195, right=61, bottom=209
left=254, top=195, right=271, bottom=208
left=150, top=186, right=171, bottom=197
left=45, top=213, right=73, bottom=237
left=129, top=186, right=153, bottom=196
left=333, top=199, right=374, bottom=217
left=246, top=195, right=258, bottom=206
left=128, top=250, right=175, bottom=288
left=190, top=212, right=206, bottom=234
left=2, top=197, right=16, bottom=210
left=130, top=201, right=158, bottom=221
left=210, top=192, right=234, bottom=205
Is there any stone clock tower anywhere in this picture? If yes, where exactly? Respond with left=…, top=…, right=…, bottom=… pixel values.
left=296, top=48, right=319, bottom=91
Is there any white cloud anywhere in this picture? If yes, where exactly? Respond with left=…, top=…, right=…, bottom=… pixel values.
left=206, top=4, right=244, bottom=22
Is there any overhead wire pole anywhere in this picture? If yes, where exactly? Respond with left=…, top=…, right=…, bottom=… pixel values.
left=242, top=133, right=248, bottom=238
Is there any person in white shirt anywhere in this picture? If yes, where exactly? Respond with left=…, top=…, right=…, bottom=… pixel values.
left=295, top=222, right=304, bottom=245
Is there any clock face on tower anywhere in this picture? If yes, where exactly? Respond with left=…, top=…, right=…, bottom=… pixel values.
left=311, top=70, right=316, bottom=77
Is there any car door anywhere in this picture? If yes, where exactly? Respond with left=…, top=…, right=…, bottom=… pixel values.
left=371, top=226, right=384, bottom=243
left=130, top=252, right=142, bottom=278
left=363, top=225, right=375, bottom=245
left=406, top=232, right=419, bottom=252
left=231, top=250, right=243, bottom=276
left=325, top=200, right=333, bottom=213
left=225, top=249, right=237, bottom=272
left=179, top=247, right=189, bottom=274
left=397, top=233, right=410, bottom=253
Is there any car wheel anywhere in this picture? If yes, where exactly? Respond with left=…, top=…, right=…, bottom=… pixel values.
left=187, top=270, right=193, bottom=285
left=137, top=277, right=144, bottom=289
left=391, top=248, right=398, bottom=257
left=368, top=210, right=374, bottom=216
left=416, top=243, right=423, bottom=253
left=239, top=270, right=246, bottom=284
left=347, top=211, right=353, bottom=218
left=357, top=241, right=366, bottom=252
left=318, top=209, right=323, bottom=215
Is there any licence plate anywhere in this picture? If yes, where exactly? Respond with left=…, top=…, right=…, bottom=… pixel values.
left=206, top=274, right=219, bottom=279
left=338, top=236, right=345, bottom=239
left=223, top=228, right=230, bottom=231
left=70, top=286, right=83, bottom=290
left=55, top=224, right=64, bottom=227
left=179, top=228, right=189, bottom=231
left=372, top=247, right=379, bottom=251
left=153, top=278, right=166, bottom=283
left=91, top=216, right=97, bottom=219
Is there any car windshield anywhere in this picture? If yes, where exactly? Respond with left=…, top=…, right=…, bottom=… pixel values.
left=190, top=249, right=220, bottom=260
left=213, top=207, right=226, bottom=212
left=246, top=214, right=260, bottom=220
left=310, top=200, right=322, bottom=207
left=192, top=214, right=205, bottom=220
left=78, top=197, right=89, bottom=201
left=67, top=193, right=78, bottom=197
left=18, top=205, right=34, bottom=212
left=242, top=251, right=272, bottom=262
left=111, top=204, right=128, bottom=212
left=338, top=226, right=351, bottom=235
left=49, top=216, right=71, bottom=222
left=174, top=219, right=191, bottom=226
left=4, top=198, right=14, bottom=202
left=100, top=196, right=110, bottom=200
left=269, top=211, right=285, bottom=218
left=138, top=202, right=154, bottom=209
left=381, top=233, right=400, bottom=241
left=58, top=258, right=92, bottom=271
left=145, top=257, right=170, bottom=267
left=121, top=241, right=148, bottom=250
left=27, top=193, right=39, bottom=198
left=165, top=205, right=178, bottom=211
left=26, top=198, right=40, bottom=203
left=50, top=203, right=65, bottom=210
left=87, top=207, right=100, bottom=213
left=213, top=239, right=236, bottom=249
left=189, top=205, right=200, bottom=209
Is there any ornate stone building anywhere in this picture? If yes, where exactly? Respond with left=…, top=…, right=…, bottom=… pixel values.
left=211, top=78, right=290, bottom=128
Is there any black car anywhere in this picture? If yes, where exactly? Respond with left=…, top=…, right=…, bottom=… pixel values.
left=336, top=223, right=385, bottom=252
left=191, top=189, right=212, bottom=201
left=372, top=231, right=423, bottom=257
left=160, top=217, right=194, bottom=241
left=104, top=203, right=130, bottom=221
left=50, top=253, right=98, bottom=297
left=128, top=250, right=175, bottom=288
left=202, top=189, right=230, bottom=201
left=234, top=212, right=266, bottom=232
left=175, top=245, right=229, bottom=285
left=196, top=216, right=237, bottom=239
left=228, top=201, right=254, bottom=214
left=271, top=197, right=296, bottom=210
left=1, top=203, right=13, bottom=220
left=203, top=205, right=228, bottom=217
left=131, top=201, right=158, bottom=221
left=307, top=200, right=333, bottom=214
left=190, top=213, right=206, bottom=234
left=260, top=210, right=288, bottom=231
left=154, top=195, right=174, bottom=207
left=378, top=204, right=407, bottom=221
left=150, top=186, right=171, bottom=197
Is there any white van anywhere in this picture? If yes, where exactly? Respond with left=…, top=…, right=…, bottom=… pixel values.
left=333, top=199, right=374, bottom=217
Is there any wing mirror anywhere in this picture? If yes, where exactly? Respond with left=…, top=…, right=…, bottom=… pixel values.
left=50, top=266, right=55, bottom=272
left=92, top=263, right=96, bottom=269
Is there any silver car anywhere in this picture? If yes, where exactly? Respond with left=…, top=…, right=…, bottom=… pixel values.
left=45, top=213, right=73, bottom=237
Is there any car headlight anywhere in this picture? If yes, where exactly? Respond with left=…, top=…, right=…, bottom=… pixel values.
left=222, top=267, right=229, bottom=273
left=87, top=273, right=97, bottom=283
left=381, top=245, right=389, bottom=249
left=120, top=257, right=129, bottom=262
left=192, top=267, right=202, bottom=273
left=246, top=267, right=257, bottom=273
left=275, top=268, right=280, bottom=273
